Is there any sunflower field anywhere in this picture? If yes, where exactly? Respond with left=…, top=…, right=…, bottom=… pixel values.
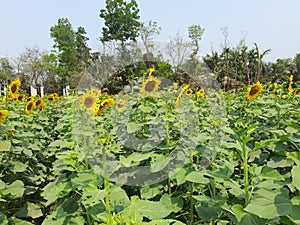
left=0, top=73, right=300, bottom=225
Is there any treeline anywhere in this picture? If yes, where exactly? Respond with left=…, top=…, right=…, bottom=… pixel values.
left=1, top=0, right=300, bottom=95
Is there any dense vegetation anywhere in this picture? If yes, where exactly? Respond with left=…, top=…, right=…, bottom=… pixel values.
left=1, top=1, right=300, bottom=225
left=0, top=74, right=300, bottom=224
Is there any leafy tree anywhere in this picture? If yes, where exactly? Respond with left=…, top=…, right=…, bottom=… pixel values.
left=294, top=53, right=300, bottom=81
left=188, top=24, right=204, bottom=59
left=50, top=18, right=91, bottom=85
left=75, top=26, right=92, bottom=68
left=0, top=57, right=14, bottom=82
left=99, top=0, right=141, bottom=44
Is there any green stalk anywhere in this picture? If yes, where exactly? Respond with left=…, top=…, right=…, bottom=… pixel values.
left=190, top=182, right=194, bottom=224
left=102, top=147, right=111, bottom=213
left=242, top=141, right=249, bottom=206
left=166, top=113, right=172, bottom=195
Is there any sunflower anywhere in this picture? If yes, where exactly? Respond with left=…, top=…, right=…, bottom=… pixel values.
left=0, top=110, right=9, bottom=123
left=25, top=101, right=35, bottom=115
left=246, top=81, right=263, bottom=100
left=295, top=88, right=300, bottom=96
left=196, top=89, right=205, bottom=99
left=93, top=98, right=114, bottom=116
left=272, top=83, right=278, bottom=93
left=175, top=84, right=189, bottom=107
left=8, top=79, right=21, bottom=96
left=81, top=92, right=97, bottom=110
left=35, top=98, right=45, bottom=112
left=148, top=67, right=155, bottom=76
left=185, top=88, right=193, bottom=96
left=47, top=94, right=55, bottom=102
left=17, top=94, right=25, bottom=102
left=88, top=87, right=101, bottom=96
left=140, top=76, right=161, bottom=97
left=7, top=92, right=15, bottom=101
left=288, top=75, right=294, bottom=93
left=173, top=82, right=178, bottom=91
left=27, top=96, right=34, bottom=102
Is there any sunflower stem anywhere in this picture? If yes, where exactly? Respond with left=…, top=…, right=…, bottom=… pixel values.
left=165, top=102, right=171, bottom=195
left=242, top=141, right=249, bottom=206
left=189, top=182, right=194, bottom=224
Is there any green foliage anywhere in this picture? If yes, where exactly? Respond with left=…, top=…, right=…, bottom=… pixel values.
left=0, top=70, right=300, bottom=224
left=0, top=57, right=14, bottom=81
left=100, top=0, right=141, bottom=44
left=50, top=18, right=91, bottom=85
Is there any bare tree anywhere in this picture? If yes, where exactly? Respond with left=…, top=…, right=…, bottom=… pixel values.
left=140, top=21, right=161, bottom=57
left=165, top=32, right=193, bottom=70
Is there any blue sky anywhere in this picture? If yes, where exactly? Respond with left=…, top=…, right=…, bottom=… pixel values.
left=1, top=0, right=300, bottom=62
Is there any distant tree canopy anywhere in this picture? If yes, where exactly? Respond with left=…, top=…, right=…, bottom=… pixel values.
left=50, top=18, right=91, bottom=87
left=99, top=0, right=141, bottom=44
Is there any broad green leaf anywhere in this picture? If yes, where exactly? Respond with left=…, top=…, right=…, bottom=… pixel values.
left=142, top=219, right=185, bottom=225
left=41, top=180, right=72, bottom=206
left=2, top=180, right=24, bottom=197
left=140, top=185, right=163, bottom=199
left=245, top=188, right=292, bottom=219
left=107, top=184, right=130, bottom=212
left=232, top=204, right=266, bottom=225
left=253, top=139, right=279, bottom=151
left=289, top=205, right=300, bottom=223
left=16, top=202, right=43, bottom=219
left=42, top=215, right=66, bottom=225
left=71, top=172, right=98, bottom=188
left=185, top=171, right=210, bottom=184
left=131, top=196, right=172, bottom=220
left=82, top=189, right=107, bottom=208
left=287, top=152, right=300, bottom=166
left=67, top=216, right=86, bottom=224
left=10, top=161, right=28, bottom=173
left=0, top=212, right=8, bottom=225
left=122, top=203, right=143, bottom=224
left=48, top=140, right=63, bottom=148
left=292, top=166, right=300, bottom=191
left=195, top=205, right=221, bottom=221
left=256, top=166, right=284, bottom=180
left=10, top=217, right=33, bottom=225
left=120, top=152, right=153, bottom=166
left=160, top=194, right=183, bottom=213
left=150, top=153, right=170, bottom=172
left=140, top=105, right=152, bottom=113
left=0, top=140, right=11, bottom=151
left=173, top=167, right=190, bottom=185
left=127, top=122, right=141, bottom=133
left=223, top=180, right=243, bottom=197
left=267, top=156, right=294, bottom=168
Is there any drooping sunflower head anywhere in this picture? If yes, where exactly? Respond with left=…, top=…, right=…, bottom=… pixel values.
left=246, top=81, right=263, bottom=100
left=0, top=109, right=9, bottom=123
left=140, top=76, right=161, bottom=97
left=288, top=75, right=294, bottom=93
left=25, top=101, right=35, bottom=115
left=196, top=89, right=205, bottom=99
left=8, top=79, right=21, bottom=95
left=47, top=94, right=55, bottom=102
left=93, top=98, right=114, bottom=116
left=35, top=98, right=45, bottom=112
left=17, top=94, right=25, bottom=102
left=173, top=82, right=178, bottom=91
